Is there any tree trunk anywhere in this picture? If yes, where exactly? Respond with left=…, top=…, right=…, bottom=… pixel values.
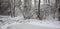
left=10, top=0, right=15, bottom=17
left=37, top=0, right=41, bottom=19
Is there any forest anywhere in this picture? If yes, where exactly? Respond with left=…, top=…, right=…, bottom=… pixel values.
left=0, top=0, right=60, bottom=21
left=0, top=0, right=60, bottom=29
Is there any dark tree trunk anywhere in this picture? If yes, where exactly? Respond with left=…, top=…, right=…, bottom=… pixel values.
left=37, top=0, right=41, bottom=19
left=56, top=0, right=60, bottom=21
left=58, top=7, right=60, bottom=21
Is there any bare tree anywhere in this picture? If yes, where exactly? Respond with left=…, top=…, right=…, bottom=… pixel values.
left=37, top=0, right=41, bottom=19
left=9, top=0, right=16, bottom=17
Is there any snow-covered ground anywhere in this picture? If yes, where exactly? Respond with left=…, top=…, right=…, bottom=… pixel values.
left=1, top=22, right=60, bottom=29
left=0, top=15, right=60, bottom=29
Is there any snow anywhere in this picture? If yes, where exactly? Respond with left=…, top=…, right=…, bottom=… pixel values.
left=0, top=15, right=60, bottom=29
left=0, top=19, right=60, bottom=29
left=1, top=22, right=60, bottom=29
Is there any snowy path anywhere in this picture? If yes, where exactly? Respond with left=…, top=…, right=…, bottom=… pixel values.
left=1, top=22, right=60, bottom=29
